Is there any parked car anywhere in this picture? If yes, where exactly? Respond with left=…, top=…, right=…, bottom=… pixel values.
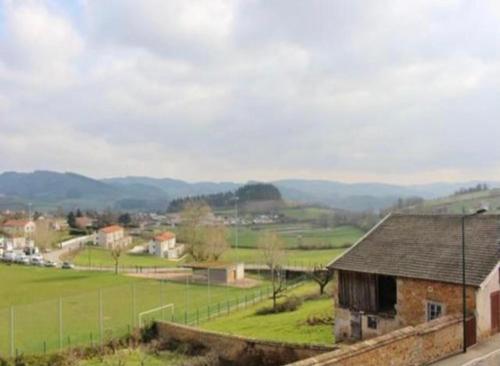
left=44, top=260, right=57, bottom=268
left=15, top=256, right=30, bottom=265
left=30, top=257, right=44, bottom=266
left=2, top=252, right=15, bottom=262
left=61, top=262, right=74, bottom=269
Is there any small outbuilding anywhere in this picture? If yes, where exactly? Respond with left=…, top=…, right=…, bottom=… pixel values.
left=183, top=262, right=245, bottom=284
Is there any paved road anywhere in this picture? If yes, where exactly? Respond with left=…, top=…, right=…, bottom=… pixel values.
left=431, top=333, right=500, bottom=366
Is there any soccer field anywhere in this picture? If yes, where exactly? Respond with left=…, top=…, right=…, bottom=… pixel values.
left=0, top=265, right=272, bottom=356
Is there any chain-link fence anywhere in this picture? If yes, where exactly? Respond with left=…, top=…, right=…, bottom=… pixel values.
left=0, top=275, right=305, bottom=357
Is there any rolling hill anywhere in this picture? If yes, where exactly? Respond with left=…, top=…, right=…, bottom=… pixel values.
left=0, top=170, right=496, bottom=212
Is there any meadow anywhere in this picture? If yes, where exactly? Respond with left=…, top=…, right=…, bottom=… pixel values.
left=0, top=265, right=271, bottom=356
left=201, top=283, right=334, bottom=345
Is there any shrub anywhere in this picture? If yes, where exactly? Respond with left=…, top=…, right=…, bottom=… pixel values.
left=255, top=296, right=303, bottom=315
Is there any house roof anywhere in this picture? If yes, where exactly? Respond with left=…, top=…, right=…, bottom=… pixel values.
left=2, top=219, right=31, bottom=227
left=99, top=225, right=123, bottom=234
left=328, top=213, right=500, bottom=287
left=154, top=231, right=175, bottom=241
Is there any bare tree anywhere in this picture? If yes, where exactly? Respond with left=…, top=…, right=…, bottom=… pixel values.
left=310, top=265, right=333, bottom=295
left=203, top=224, right=229, bottom=261
left=33, top=220, right=58, bottom=250
left=110, top=246, right=123, bottom=275
left=179, top=200, right=212, bottom=261
left=258, top=231, right=287, bottom=311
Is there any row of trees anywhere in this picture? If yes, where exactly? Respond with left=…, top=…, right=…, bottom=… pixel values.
left=168, top=183, right=283, bottom=212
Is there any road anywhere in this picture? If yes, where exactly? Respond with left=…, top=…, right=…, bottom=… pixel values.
left=431, top=333, right=500, bottom=366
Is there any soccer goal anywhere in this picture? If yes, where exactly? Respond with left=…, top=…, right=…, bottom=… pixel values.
left=138, top=303, right=175, bottom=328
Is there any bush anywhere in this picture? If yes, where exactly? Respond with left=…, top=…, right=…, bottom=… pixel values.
left=255, top=296, right=303, bottom=315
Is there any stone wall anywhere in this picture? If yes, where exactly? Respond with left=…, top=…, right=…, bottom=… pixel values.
left=397, top=277, right=476, bottom=326
left=156, top=321, right=336, bottom=366
left=290, top=315, right=464, bottom=366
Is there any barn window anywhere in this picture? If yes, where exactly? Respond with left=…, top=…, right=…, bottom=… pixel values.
left=427, top=301, right=443, bottom=321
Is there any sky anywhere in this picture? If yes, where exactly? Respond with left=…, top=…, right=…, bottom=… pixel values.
left=1, top=0, right=500, bottom=184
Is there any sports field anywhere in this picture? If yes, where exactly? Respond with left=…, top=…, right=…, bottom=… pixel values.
left=0, top=265, right=272, bottom=356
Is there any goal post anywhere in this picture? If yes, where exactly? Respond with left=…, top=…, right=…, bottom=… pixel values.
left=138, top=303, right=175, bottom=328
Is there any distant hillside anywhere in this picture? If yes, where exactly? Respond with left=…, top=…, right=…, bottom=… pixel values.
left=167, top=183, right=284, bottom=213
left=401, top=187, right=500, bottom=214
left=0, top=171, right=168, bottom=211
left=0, top=170, right=497, bottom=213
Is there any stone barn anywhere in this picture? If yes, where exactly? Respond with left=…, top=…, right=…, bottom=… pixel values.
left=328, top=213, right=500, bottom=346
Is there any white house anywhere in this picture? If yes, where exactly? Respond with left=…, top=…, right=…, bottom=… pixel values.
left=97, top=225, right=132, bottom=249
left=2, top=219, right=36, bottom=237
left=148, top=231, right=184, bottom=259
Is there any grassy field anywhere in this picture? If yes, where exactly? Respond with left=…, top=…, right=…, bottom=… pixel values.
left=70, top=247, right=183, bottom=268
left=227, top=225, right=362, bottom=249
left=0, top=264, right=271, bottom=356
left=222, top=247, right=345, bottom=267
left=202, top=283, right=334, bottom=345
left=279, top=206, right=335, bottom=221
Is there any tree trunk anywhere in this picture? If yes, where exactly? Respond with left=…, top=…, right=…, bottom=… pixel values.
left=115, top=260, right=118, bottom=275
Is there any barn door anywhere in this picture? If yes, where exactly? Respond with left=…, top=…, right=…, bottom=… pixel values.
left=491, top=291, right=500, bottom=334
left=351, top=311, right=362, bottom=340
left=465, top=316, right=476, bottom=347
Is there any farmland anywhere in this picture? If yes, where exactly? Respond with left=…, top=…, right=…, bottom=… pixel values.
left=0, top=265, right=272, bottom=356
left=201, top=283, right=334, bottom=345
left=70, top=247, right=183, bottom=268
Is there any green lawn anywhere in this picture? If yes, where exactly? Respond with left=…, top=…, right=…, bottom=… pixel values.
left=70, top=247, right=183, bottom=268
left=0, top=264, right=271, bottom=356
left=222, top=247, right=346, bottom=267
left=227, top=225, right=362, bottom=249
left=202, top=283, right=334, bottom=345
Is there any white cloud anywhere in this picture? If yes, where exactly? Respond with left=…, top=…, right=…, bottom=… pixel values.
left=1, top=0, right=500, bottom=183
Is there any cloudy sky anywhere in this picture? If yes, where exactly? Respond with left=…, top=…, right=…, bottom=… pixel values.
left=1, top=0, right=500, bottom=184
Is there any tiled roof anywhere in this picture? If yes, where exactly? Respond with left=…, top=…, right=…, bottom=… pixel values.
left=329, top=214, right=500, bottom=287
left=3, top=219, right=31, bottom=227
left=154, top=231, right=175, bottom=241
left=99, top=225, right=123, bottom=234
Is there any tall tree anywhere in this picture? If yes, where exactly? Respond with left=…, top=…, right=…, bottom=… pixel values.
left=179, top=200, right=212, bottom=261
left=258, top=231, right=287, bottom=311
left=67, top=211, right=76, bottom=228
left=118, top=213, right=132, bottom=227
left=203, top=224, right=230, bottom=261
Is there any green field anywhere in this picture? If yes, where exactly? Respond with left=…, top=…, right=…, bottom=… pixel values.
left=70, top=247, right=183, bottom=268
left=228, top=225, right=362, bottom=249
left=0, top=265, right=272, bottom=356
left=222, top=247, right=345, bottom=267
left=202, top=283, right=334, bottom=345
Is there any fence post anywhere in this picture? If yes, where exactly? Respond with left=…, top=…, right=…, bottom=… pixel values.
left=59, top=297, right=63, bottom=350
left=132, top=283, right=136, bottom=327
left=98, top=289, right=103, bottom=344
left=10, top=306, right=14, bottom=358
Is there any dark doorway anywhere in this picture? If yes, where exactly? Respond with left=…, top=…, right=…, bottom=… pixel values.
left=377, top=275, right=397, bottom=312
left=466, top=316, right=477, bottom=347
left=351, top=311, right=362, bottom=340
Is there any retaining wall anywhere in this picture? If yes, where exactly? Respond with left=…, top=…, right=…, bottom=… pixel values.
left=156, top=321, right=336, bottom=366
left=290, top=315, right=464, bottom=366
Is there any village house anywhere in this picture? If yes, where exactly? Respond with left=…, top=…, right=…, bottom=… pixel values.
left=148, top=231, right=184, bottom=259
left=75, top=216, right=95, bottom=230
left=1, top=219, right=36, bottom=237
left=97, top=225, right=132, bottom=249
left=328, top=213, right=500, bottom=347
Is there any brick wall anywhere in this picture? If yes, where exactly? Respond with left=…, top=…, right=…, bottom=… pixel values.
left=397, top=277, right=476, bottom=326
left=155, top=321, right=336, bottom=366
left=290, top=315, right=464, bottom=366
